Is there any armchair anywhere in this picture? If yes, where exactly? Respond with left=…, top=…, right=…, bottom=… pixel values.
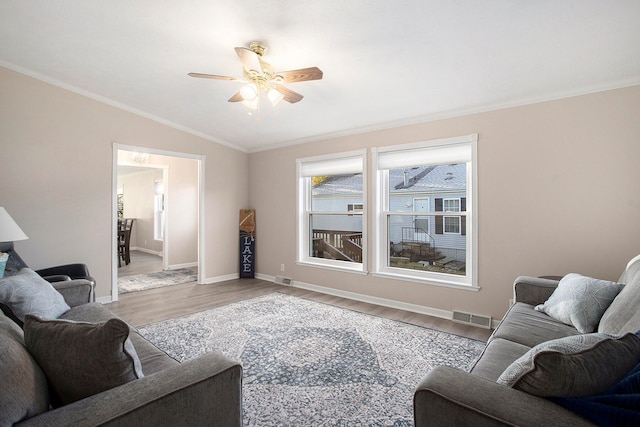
left=0, top=241, right=95, bottom=287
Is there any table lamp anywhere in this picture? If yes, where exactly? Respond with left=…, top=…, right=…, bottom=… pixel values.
left=0, top=207, right=28, bottom=277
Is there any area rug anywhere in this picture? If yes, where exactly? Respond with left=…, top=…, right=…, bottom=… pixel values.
left=118, top=267, right=197, bottom=294
left=138, top=293, right=485, bottom=426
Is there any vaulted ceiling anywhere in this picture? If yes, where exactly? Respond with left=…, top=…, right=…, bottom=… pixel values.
left=1, top=1, right=639, bottom=152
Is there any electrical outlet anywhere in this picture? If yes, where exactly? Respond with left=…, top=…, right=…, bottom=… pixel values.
left=280, top=264, right=285, bottom=272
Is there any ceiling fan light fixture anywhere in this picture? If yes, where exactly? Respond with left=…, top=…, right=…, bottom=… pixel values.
left=242, top=98, right=258, bottom=110
left=189, top=42, right=323, bottom=111
left=267, top=87, right=285, bottom=106
left=239, top=83, right=258, bottom=101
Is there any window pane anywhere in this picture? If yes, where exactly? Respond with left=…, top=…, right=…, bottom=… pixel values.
left=387, top=214, right=466, bottom=276
left=312, top=173, right=363, bottom=211
left=444, top=216, right=461, bottom=234
left=310, top=214, right=362, bottom=263
left=444, top=199, right=460, bottom=212
left=388, top=164, right=466, bottom=212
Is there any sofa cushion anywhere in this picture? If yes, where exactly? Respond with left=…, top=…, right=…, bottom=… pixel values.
left=469, top=337, right=531, bottom=382
left=0, top=311, right=49, bottom=426
left=24, top=315, right=144, bottom=406
left=599, top=254, right=640, bottom=335
left=0, top=268, right=70, bottom=323
left=497, top=332, right=640, bottom=398
left=491, top=303, right=581, bottom=348
left=535, top=273, right=624, bottom=333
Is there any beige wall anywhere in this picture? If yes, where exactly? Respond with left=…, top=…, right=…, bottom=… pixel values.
left=0, top=66, right=249, bottom=300
left=118, top=168, right=164, bottom=253
left=249, top=85, right=640, bottom=320
left=2, top=62, right=639, bottom=319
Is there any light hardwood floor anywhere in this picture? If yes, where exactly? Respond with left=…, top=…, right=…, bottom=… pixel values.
left=106, top=276, right=492, bottom=342
left=117, top=250, right=164, bottom=277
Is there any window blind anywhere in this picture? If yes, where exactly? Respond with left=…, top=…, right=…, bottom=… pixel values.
left=377, top=142, right=471, bottom=170
left=298, top=153, right=364, bottom=177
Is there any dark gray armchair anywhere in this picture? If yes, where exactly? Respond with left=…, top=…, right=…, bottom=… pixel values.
left=0, top=241, right=94, bottom=285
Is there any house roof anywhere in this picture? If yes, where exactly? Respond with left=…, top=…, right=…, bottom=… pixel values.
left=313, top=163, right=466, bottom=196
left=1, top=2, right=638, bottom=152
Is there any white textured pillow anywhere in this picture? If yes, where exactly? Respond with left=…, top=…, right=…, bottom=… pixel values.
left=0, top=268, right=70, bottom=322
left=497, top=332, right=640, bottom=397
left=535, top=273, right=624, bottom=333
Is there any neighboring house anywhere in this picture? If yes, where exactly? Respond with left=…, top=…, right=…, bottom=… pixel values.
left=311, top=163, right=467, bottom=268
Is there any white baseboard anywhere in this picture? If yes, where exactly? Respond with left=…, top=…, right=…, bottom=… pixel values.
left=167, top=262, right=198, bottom=270
left=96, top=295, right=113, bottom=304
left=257, top=272, right=500, bottom=329
left=201, top=272, right=240, bottom=284
left=129, top=247, right=162, bottom=257
left=257, top=273, right=449, bottom=319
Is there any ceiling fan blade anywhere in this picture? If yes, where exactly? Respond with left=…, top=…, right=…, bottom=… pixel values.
left=274, top=85, right=304, bottom=103
left=228, top=92, right=244, bottom=102
left=234, top=47, right=263, bottom=73
left=276, top=67, right=323, bottom=83
left=188, top=73, right=239, bottom=81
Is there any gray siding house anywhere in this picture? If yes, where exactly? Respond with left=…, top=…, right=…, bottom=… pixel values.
left=312, top=163, right=467, bottom=267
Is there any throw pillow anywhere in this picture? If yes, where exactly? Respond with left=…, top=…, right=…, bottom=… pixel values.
left=551, top=361, right=640, bottom=426
left=535, top=273, right=624, bottom=333
left=497, top=332, right=640, bottom=398
left=0, top=252, right=8, bottom=278
left=0, top=311, right=49, bottom=425
left=0, top=268, right=70, bottom=322
left=24, top=315, right=144, bottom=406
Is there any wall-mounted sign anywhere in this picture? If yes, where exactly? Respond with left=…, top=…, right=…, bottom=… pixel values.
left=239, top=209, right=255, bottom=279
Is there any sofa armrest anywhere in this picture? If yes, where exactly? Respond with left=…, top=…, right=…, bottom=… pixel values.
left=513, top=276, right=561, bottom=306
left=52, top=279, right=94, bottom=306
left=414, top=366, right=595, bottom=427
left=17, top=352, right=243, bottom=427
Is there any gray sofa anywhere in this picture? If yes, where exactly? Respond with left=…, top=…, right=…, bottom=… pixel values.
left=1, top=276, right=243, bottom=426
left=415, top=254, right=640, bottom=426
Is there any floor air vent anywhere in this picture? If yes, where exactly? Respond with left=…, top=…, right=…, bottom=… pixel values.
left=274, top=276, right=292, bottom=285
left=452, top=310, right=492, bottom=329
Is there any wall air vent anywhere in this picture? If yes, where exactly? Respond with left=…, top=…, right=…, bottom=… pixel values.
left=274, top=276, right=292, bottom=285
left=452, top=310, right=492, bottom=329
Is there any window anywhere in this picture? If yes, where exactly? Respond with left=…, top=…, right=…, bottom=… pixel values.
left=373, top=134, right=477, bottom=288
left=441, top=198, right=462, bottom=234
left=297, top=150, right=366, bottom=273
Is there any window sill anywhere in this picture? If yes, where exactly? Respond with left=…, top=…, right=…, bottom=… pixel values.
left=371, top=271, right=479, bottom=291
left=296, top=260, right=368, bottom=275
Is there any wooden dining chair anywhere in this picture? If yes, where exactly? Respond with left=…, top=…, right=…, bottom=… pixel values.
left=118, top=219, right=134, bottom=266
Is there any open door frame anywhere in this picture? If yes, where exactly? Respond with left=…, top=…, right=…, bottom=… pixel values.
left=111, top=143, right=205, bottom=302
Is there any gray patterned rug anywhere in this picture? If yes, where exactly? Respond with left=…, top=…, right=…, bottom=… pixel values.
left=118, top=267, right=197, bottom=294
left=138, top=293, right=484, bottom=426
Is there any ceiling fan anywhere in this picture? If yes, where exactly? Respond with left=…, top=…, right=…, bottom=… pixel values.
left=188, top=42, right=323, bottom=109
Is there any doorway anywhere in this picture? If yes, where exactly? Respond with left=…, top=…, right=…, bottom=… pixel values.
left=112, top=144, right=204, bottom=301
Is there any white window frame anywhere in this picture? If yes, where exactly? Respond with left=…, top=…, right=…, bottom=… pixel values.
left=373, top=134, right=478, bottom=289
left=296, top=149, right=367, bottom=274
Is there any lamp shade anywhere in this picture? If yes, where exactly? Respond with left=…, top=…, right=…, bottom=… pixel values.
left=0, top=207, right=28, bottom=242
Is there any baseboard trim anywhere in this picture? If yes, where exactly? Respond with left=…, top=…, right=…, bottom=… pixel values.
left=257, top=273, right=457, bottom=323
left=201, top=273, right=240, bottom=285
left=167, top=262, right=198, bottom=270
left=96, top=295, right=112, bottom=304
left=129, top=247, right=162, bottom=257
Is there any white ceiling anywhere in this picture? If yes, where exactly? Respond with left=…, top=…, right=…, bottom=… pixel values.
left=1, top=1, right=639, bottom=152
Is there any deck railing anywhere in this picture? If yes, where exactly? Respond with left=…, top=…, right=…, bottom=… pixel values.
left=312, top=229, right=363, bottom=262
